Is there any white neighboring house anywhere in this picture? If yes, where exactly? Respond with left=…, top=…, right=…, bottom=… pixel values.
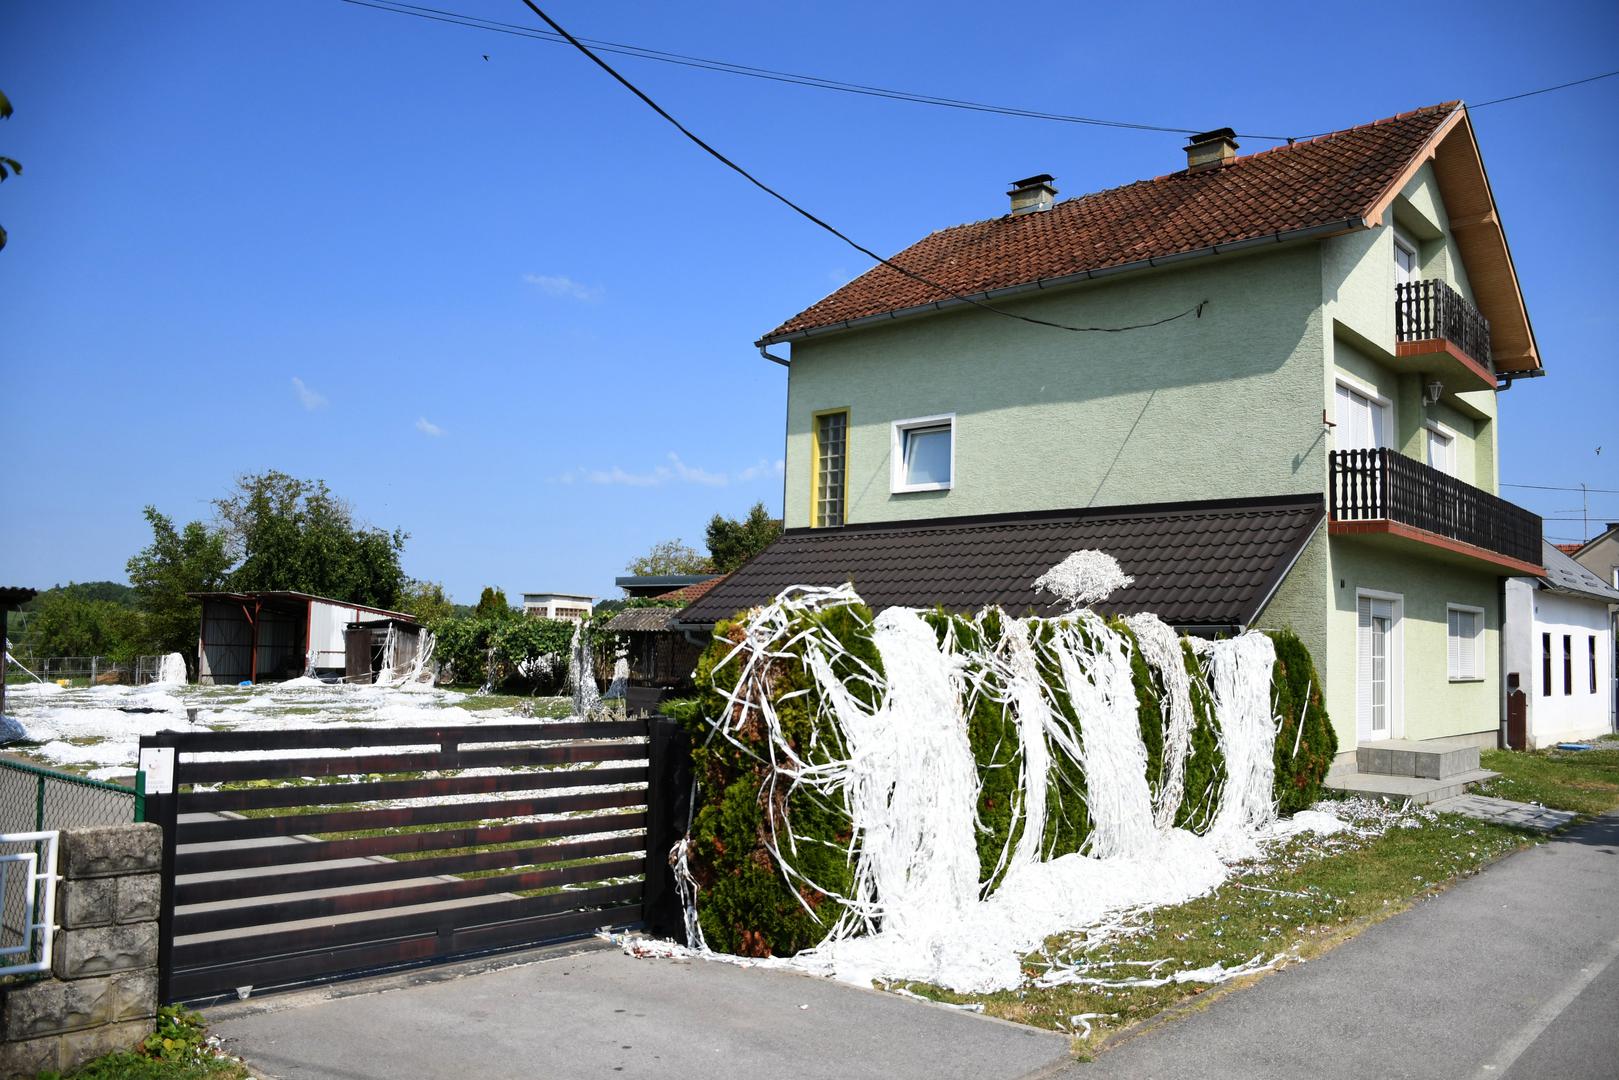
left=521, top=593, right=595, bottom=622
left=1503, top=541, right=1619, bottom=748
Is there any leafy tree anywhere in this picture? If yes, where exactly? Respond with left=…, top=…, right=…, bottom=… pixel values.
left=624, top=539, right=709, bottom=578
left=25, top=591, right=141, bottom=661
left=0, top=89, right=19, bottom=252
left=125, top=507, right=232, bottom=664
left=397, top=579, right=455, bottom=624
left=213, top=471, right=408, bottom=608
left=474, top=586, right=513, bottom=621
left=706, top=502, right=782, bottom=573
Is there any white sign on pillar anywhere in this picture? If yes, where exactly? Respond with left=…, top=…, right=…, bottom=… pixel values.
left=137, top=746, right=175, bottom=796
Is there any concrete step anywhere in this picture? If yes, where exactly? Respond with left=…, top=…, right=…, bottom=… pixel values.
left=1356, top=738, right=1481, bottom=780
left=1324, top=767, right=1498, bottom=806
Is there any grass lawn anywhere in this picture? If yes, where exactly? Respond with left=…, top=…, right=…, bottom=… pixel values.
left=1478, top=743, right=1619, bottom=816
left=901, top=803, right=1537, bottom=1051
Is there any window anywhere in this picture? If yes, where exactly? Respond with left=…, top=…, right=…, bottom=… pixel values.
left=891, top=414, right=954, bottom=493
left=1543, top=632, right=1552, bottom=696
left=813, top=410, right=848, bottom=528
left=1335, top=381, right=1390, bottom=452
left=1446, top=605, right=1483, bottom=681
left=1563, top=634, right=1573, bottom=696
left=1592, top=635, right=1600, bottom=694
left=1394, top=235, right=1418, bottom=286
left=1426, top=424, right=1457, bottom=477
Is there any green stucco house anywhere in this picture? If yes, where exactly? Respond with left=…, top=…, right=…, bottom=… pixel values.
left=678, top=102, right=1546, bottom=777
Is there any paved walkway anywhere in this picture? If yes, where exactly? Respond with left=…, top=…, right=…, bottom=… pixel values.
left=1430, top=792, right=1578, bottom=832
left=208, top=941, right=1070, bottom=1080
left=1065, top=810, right=1619, bottom=1079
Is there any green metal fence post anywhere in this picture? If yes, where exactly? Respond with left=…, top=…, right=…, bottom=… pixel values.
left=34, top=774, right=44, bottom=832
left=134, top=769, right=146, bottom=823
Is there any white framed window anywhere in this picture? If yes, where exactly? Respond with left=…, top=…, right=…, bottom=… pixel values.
left=1446, top=604, right=1484, bottom=681
left=1355, top=588, right=1404, bottom=741
left=1394, top=234, right=1418, bottom=286
left=1425, top=422, right=1457, bottom=477
left=890, top=414, right=955, bottom=493
left=1335, top=379, right=1391, bottom=452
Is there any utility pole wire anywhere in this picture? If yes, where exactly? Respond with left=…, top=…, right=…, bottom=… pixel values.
left=512, top=0, right=1206, bottom=336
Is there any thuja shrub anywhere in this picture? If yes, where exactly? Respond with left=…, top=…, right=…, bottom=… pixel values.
left=1266, top=628, right=1337, bottom=813
left=671, top=605, right=1333, bottom=957
left=667, top=604, right=879, bottom=956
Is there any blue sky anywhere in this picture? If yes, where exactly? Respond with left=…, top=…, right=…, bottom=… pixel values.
left=2, top=0, right=1616, bottom=603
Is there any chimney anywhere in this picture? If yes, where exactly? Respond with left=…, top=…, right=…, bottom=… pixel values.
left=1007, top=174, right=1058, bottom=216
left=1184, top=128, right=1239, bottom=171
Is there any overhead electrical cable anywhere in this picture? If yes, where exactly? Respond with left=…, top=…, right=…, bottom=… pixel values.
left=336, top=0, right=1293, bottom=140
left=509, top=0, right=1206, bottom=336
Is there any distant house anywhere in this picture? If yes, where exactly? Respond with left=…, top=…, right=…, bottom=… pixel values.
left=521, top=593, right=595, bottom=622
left=188, top=591, right=419, bottom=685
left=614, top=574, right=721, bottom=600
left=1503, top=542, right=1619, bottom=747
left=607, top=575, right=728, bottom=716
left=1563, top=522, right=1619, bottom=590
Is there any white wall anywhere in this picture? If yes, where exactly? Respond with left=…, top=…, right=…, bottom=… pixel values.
left=1524, top=590, right=1614, bottom=748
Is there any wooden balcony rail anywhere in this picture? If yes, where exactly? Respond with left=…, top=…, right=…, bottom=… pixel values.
left=1395, top=278, right=1493, bottom=369
left=1329, top=448, right=1541, bottom=566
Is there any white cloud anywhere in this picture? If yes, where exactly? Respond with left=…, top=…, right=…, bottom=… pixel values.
left=522, top=273, right=605, bottom=302
left=415, top=417, right=445, bottom=437
left=291, top=376, right=328, bottom=411
left=554, top=453, right=782, bottom=488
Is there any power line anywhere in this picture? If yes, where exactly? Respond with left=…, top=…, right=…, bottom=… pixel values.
left=336, top=0, right=1295, bottom=140
left=1471, top=68, right=1619, bottom=109
left=510, top=0, right=1207, bottom=336
left=1503, top=482, right=1619, bottom=494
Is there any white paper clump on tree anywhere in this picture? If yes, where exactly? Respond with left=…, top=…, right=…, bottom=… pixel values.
left=655, top=550, right=1335, bottom=994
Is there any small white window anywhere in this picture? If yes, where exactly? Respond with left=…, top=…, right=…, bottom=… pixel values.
left=1447, top=605, right=1484, bottom=681
left=1426, top=424, right=1456, bottom=477
left=891, top=414, right=955, bottom=492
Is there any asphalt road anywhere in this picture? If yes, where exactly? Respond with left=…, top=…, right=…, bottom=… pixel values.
left=1067, top=810, right=1619, bottom=1079
left=207, top=942, right=1070, bottom=1080
left=210, top=812, right=1619, bottom=1080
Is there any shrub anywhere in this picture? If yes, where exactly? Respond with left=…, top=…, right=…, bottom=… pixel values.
left=670, top=604, right=1332, bottom=957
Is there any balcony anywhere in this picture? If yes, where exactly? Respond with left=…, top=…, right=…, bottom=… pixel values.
left=1394, top=279, right=1495, bottom=393
left=1329, top=448, right=1543, bottom=574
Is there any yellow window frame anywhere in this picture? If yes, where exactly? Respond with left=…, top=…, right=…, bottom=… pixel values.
left=810, top=408, right=850, bottom=528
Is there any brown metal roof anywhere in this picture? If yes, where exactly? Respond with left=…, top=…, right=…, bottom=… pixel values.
left=0, top=587, right=37, bottom=609
left=676, top=495, right=1324, bottom=630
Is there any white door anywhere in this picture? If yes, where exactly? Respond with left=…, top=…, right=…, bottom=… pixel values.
left=1357, top=595, right=1398, bottom=742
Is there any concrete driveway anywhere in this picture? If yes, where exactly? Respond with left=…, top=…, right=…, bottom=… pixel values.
left=207, top=941, right=1070, bottom=1080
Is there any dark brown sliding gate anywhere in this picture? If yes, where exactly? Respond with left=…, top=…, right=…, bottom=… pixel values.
left=139, top=720, right=664, bottom=1003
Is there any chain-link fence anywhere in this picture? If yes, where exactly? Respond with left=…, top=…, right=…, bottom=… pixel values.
left=0, top=758, right=140, bottom=982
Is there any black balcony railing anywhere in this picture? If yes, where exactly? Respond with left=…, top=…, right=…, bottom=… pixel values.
left=1330, top=448, right=1541, bottom=566
left=1395, top=278, right=1492, bottom=369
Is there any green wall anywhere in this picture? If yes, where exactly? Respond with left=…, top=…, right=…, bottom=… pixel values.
left=782, top=244, right=1327, bottom=528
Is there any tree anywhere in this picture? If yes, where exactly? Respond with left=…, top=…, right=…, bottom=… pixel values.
left=25, top=591, right=140, bottom=661
left=624, top=539, right=709, bottom=578
left=706, top=502, right=782, bottom=573
left=0, top=89, right=19, bottom=252
left=125, top=507, right=232, bottom=664
left=213, top=471, right=408, bottom=609
left=474, top=586, right=513, bottom=621
left=397, top=579, right=455, bottom=624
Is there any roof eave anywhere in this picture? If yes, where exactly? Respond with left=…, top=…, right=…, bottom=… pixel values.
left=755, top=217, right=1368, bottom=350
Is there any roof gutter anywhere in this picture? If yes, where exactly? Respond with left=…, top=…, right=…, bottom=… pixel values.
left=1495, top=367, right=1545, bottom=391
left=758, top=345, right=789, bottom=367
left=755, top=216, right=1368, bottom=351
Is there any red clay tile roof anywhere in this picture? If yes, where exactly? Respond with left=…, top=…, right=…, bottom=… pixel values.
left=762, top=104, right=1459, bottom=343
left=1553, top=542, right=1585, bottom=556
left=676, top=495, right=1324, bottom=629
left=652, top=575, right=728, bottom=603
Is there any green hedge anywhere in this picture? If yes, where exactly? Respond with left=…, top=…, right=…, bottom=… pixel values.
left=666, top=604, right=1332, bottom=956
